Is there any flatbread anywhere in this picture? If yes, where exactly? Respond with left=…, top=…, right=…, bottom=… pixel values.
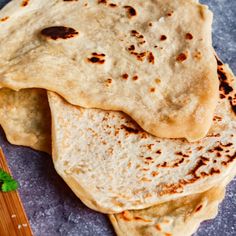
left=48, top=61, right=236, bottom=213
left=109, top=181, right=226, bottom=236
left=0, top=88, right=51, bottom=153
left=0, top=0, right=218, bottom=141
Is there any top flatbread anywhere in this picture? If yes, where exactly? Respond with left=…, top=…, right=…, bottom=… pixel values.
left=0, top=0, right=218, bottom=141
left=48, top=61, right=236, bottom=214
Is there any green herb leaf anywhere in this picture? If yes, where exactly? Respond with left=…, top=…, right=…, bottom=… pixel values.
left=2, top=180, right=19, bottom=192
left=0, top=168, right=19, bottom=192
left=0, top=169, right=13, bottom=182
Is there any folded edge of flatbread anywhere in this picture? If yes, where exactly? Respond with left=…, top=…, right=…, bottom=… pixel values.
left=0, top=88, right=51, bottom=153
left=109, top=176, right=230, bottom=236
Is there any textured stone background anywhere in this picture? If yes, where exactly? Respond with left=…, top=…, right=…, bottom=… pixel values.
left=0, top=0, right=235, bottom=235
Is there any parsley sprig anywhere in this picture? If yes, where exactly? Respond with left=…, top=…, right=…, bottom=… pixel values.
left=0, top=168, right=19, bottom=192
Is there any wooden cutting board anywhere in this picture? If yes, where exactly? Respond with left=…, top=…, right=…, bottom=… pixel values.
left=0, top=148, right=33, bottom=236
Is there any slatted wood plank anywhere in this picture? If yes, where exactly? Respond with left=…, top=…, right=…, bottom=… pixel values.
left=0, top=148, right=33, bottom=236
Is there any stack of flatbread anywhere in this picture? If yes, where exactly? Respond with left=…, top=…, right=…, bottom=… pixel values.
left=0, top=0, right=235, bottom=235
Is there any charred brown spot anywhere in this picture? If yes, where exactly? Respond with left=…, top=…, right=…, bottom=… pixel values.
left=139, top=41, right=146, bottom=45
left=214, top=146, right=223, bottom=152
left=157, top=162, right=167, bottom=168
left=158, top=157, right=185, bottom=168
left=220, top=94, right=226, bottom=99
left=122, top=74, right=129, bottom=80
left=197, top=146, right=203, bottom=151
left=92, top=52, right=105, bottom=57
left=222, top=143, right=233, bottom=147
left=41, top=26, right=78, bottom=40
left=176, top=53, right=187, bottom=62
left=229, top=96, right=236, bottom=115
left=175, top=152, right=189, bottom=158
left=213, top=115, right=222, bottom=121
left=216, top=152, right=221, bottom=157
left=98, top=0, right=107, bottom=4
left=124, top=6, right=137, bottom=17
left=0, top=16, right=9, bottom=22
left=145, top=157, right=153, bottom=161
left=210, top=168, right=220, bottom=175
left=194, top=51, right=202, bottom=60
left=195, top=205, right=203, bottom=212
left=160, top=35, right=167, bottom=41
left=185, top=33, right=193, bottom=40
left=216, top=57, right=223, bottom=66
left=131, top=51, right=147, bottom=61
left=188, top=157, right=209, bottom=177
left=216, top=60, right=236, bottom=114
left=150, top=88, right=155, bottom=93
left=64, top=0, right=78, bottom=1
left=128, top=45, right=135, bottom=51
left=207, top=133, right=221, bottom=138
left=109, top=3, right=117, bottom=7
left=148, top=52, right=155, bottom=64
left=121, top=125, right=140, bottom=134
left=152, top=171, right=158, bottom=177
left=176, top=158, right=185, bottom=165
left=139, top=52, right=146, bottom=57
left=201, top=157, right=210, bottom=162
left=132, top=75, right=138, bottom=81
left=156, top=149, right=162, bottom=154
left=226, top=152, right=236, bottom=164
left=217, top=64, right=233, bottom=95
left=106, top=78, right=112, bottom=84
left=130, top=30, right=146, bottom=45
left=219, top=75, right=233, bottom=95
left=131, top=30, right=139, bottom=35
left=147, top=144, right=154, bottom=150
left=167, top=11, right=174, bottom=16
left=21, top=0, right=29, bottom=7
left=88, top=52, right=105, bottom=64
left=141, top=133, right=148, bottom=139
left=158, top=182, right=183, bottom=196
left=88, top=57, right=105, bottom=64
left=149, top=22, right=153, bottom=27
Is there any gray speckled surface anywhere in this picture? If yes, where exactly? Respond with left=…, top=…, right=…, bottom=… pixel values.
left=0, top=0, right=235, bottom=235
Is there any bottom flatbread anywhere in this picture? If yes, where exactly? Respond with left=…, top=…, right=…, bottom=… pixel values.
left=0, top=88, right=51, bottom=154
left=110, top=181, right=228, bottom=236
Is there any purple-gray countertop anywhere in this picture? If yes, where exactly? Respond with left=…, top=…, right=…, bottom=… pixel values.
left=0, top=0, right=235, bottom=235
